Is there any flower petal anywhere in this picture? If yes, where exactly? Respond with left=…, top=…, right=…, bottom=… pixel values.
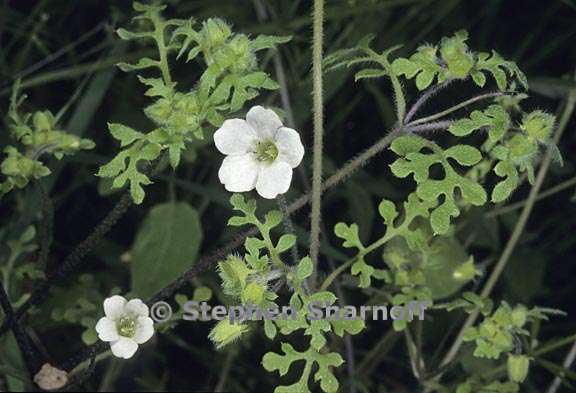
left=213, top=119, right=257, bottom=155
left=125, top=299, right=149, bottom=317
left=256, top=161, right=293, bottom=199
left=275, top=127, right=304, bottom=168
left=218, top=154, right=259, bottom=192
left=95, top=317, right=119, bottom=342
left=110, top=337, right=139, bottom=359
left=246, top=106, right=283, bottom=139
left=104, top=296, right=127, bottom=320
left=133, top=317, right=155, bottom=344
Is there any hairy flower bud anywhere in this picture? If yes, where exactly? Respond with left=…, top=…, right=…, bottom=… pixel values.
left=209, top=320, right=248, bottom=349
left=241, top=280, right=267, bottom=305
left=218, top=255, right=252, bottom=297
left=439, top=31, right=474, bottom=79
left=204, top=18, right=231, bottom=48
left=521, top=111, right=555, bottom=141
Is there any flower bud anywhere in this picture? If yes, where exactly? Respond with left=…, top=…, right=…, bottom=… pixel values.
left=218, top=255, right=252, bottom=297
left=203, top=19, right=231, bottom=48
left=507, top=354, right=530, bottom=383
left=144, top=98, right=172, bottom=125
left=241, top=280, right=266, bottom=305
left=511, top=305, right=527, bottom=328
left=440, top=31, right=474, bottom=79
left=208, top=320, right=248, bottom=349
left=229, top=35, right=256, bottom=72
left=522, top=111, right=554, bottom=141
left=508, top=134, right=537, bottom=160
left=33, top=111, right=55, bottom=132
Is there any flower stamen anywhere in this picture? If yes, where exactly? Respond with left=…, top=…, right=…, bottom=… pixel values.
left=254, top=140, right=278, bottom=163
left=117, top=316, right=137, bottom=338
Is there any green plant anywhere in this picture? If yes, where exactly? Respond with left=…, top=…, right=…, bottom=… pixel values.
left=96, top=2, right=288, bottom=204
left=1, top=1, right=575, bottom=392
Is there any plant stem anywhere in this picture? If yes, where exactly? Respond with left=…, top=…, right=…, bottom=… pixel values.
left=358, top=329, right=400, bottom=377
left=215, top=350, right=235, bottom=392
left=0, top=283, right=41, bottom=377
left=409, top=92, right=502, bottom=126
left=154, top=17, right=172, bottom=88
left=436, top=86, right=576, bottom=373
left=404, top=328, right=423, bottom=381
left=385, top=64, right=407, bottom=124
left=404, top=80, right=453, bottom=123
left=546, top=338, right=576, bottom=393
left=309, top=0, right=325, bottom=286
left=404, top=120, right=454, bottom=133
left=319, top=259, right=355, bottom=291
left=257, top=222, right=288, bottom=272
left=319, top=213, right=403, bottom=291
left=2, top=252, right=19, bottom=300
left=365, top=46, right=407, bottom=123
left=0, top=192, right=134, bottom=337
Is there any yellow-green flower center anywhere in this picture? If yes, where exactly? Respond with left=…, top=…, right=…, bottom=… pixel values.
left=117, top=316, right=137, bottom=338
left=254, top=140, right=278, bottom=163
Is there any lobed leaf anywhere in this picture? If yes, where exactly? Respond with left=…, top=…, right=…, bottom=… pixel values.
left=390, top=135, right=487, bottom=234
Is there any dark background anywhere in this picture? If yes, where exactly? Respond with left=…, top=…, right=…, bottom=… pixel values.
left=1, top=0, right=576, bottom=391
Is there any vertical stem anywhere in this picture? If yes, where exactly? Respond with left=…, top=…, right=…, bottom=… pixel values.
left=215, top=350, right=235, bottom=392
left=389, top=71, right=406, bottom=125
left=368, top=47, right=406, bottom=124
left=309, top=0, right=325, bottom=284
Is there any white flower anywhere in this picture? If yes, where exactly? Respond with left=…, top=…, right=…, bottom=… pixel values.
left=95, top=295, right=154, bottom=359
left=214, top=106, right=305, bottom=199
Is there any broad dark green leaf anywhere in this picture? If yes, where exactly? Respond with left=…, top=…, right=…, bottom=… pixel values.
left=131, top=202, right=203, bottom=298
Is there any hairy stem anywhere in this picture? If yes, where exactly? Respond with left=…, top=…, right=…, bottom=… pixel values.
left=154, top=14, right=172, bottom=88
left=436, top=86, right=576, bottom=375
left=0, top=283, right=42, bottom=376
left=409, top=91, right=503, bottom=126
left=0, top=192, right=133, bottom=337
left=404, top=80, right=453, bottom=123
left=388, top=70, right=407, bottom=124
left=404, top=120, right=453, bottom=133
left=366, top=46, right=407, bottom=124
left=309, top=0, right=325, bottom=284
left=0, top=157, right=168, bottom=338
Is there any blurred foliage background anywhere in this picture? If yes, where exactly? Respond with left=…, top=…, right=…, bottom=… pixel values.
left=1, top=0, right=576, bottom=392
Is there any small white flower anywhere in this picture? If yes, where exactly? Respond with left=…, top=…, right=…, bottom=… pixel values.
left=214, top=106, right=305, bottom=199
left=95, top=295, right=154, bottom=359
